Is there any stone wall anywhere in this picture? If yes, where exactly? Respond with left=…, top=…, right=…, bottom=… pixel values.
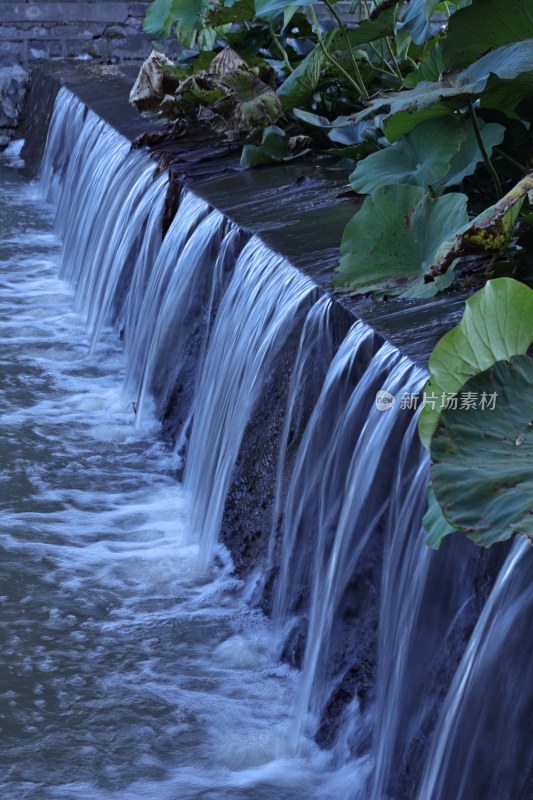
left=0, top=1, right=157, bottom=65
left=0, top=0, right=179, bottom=144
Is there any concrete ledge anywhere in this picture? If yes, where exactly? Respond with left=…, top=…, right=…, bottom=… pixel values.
left=20, top=61, right=469, bottom=367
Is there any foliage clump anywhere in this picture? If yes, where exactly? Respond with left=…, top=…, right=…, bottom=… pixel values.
left=134, top=0, right=533, bottom=550
left=135, top=0, right=533, bottom=299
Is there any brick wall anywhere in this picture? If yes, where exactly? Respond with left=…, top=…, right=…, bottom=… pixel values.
left=0, top=1, right=182, bottom=145
left=0, top=1, right=163, bottom=65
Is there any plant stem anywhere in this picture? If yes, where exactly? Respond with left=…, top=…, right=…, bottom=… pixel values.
left=323, top=0, right=369, bottom=98
left=385, top=36, right=403, bottom=82
left=363, top=0, right=402, bottom=82
left=468, top=100, right=503, bottom=199
left=367, top=41, right=398, bottom=77
left=213, top=27, right=231, bottom=45
left=310, top=5, right=366, bottom=97
left=269, top=24, right=294, bottom=73
left=371, top=40, right=395, bottom=74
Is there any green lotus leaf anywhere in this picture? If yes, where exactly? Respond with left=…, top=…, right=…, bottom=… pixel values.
left=400, top=0, right=443, bottom=45
left=349, top=116, right=467, bottom=193
left=418, top=278, right=533, bottom=449
left=240, top=125, right=287, bottom=167
left=277, top=37, right=334, bottom=112
left=435, top=120, right=505, bottom=189
left=189, top=23, right=218, bottom=49
left=282, top=5, right=300, bottom=29
left=335, top=184, right=468, bottom=298
left=423, top=483, right=459, bottom=549
left=480, top=71, right=533, bottom=119
left=442, top=0, right=533, bottom=69
left=430, top=355, right=533, bottom=547
left=382, top=106, right=453, bottom=143
left=143, top=0, right=207, bottom=38
left=207, top=0, right=255, bottom=25
left=404, top=43, right=446, bottom=88
left=143, top=0, right=176, bottom=37
left=354, top=40, right=533, bottom=141
left=254, top=0, right=312, bottom=22
left=292, top=109, right=354, bottom=129
left=240, top=126, right=311, bottom=167
left=292, top=109, right=375, bottom=147
left=329, top=123, right=373, bottom=146
left=343, top=7, right=397, bottom=47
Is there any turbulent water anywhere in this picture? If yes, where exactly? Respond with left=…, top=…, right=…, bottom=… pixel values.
left=0, top=161, right=369, bottom=799
left=3, top=84, right=533, bottom=800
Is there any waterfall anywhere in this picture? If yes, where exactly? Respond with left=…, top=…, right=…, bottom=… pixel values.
left=123, top=191, right=210, bottom=396
left=184, top=237, right=317, bottom=571
left=129, top=212, right=238, bottom=426
left=271, top=333, right=427, bottom=749
left=35, top=84, right=530, bottom=800
left=370, top=417, right=482, bottom=800
left=261, top=294, right=337, bottom=603
left=40, top=88, right=86, bottom=203
left=272, top=319, right=376, bottom=632
left=416, top=536, right=533, bottom=800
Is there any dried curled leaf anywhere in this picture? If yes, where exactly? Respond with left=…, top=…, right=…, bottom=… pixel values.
left=287, top=135, right=313, bottom=155
left=425, top=172, right=533, bottom=283
left=168, top=55, right=282, bottom=134
left=209, top=46, right=248, bottom=76
left=129, top=50, right=176, bottom=112
left=131, top=129, right=172, bottom=149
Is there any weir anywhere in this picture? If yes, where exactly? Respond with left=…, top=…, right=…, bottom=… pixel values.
left=2, top=75, right=533, bottom=799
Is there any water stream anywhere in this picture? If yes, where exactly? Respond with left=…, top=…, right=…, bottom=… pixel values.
left=0, top=95, right=365, bottom=800
left=2, top=86, right=533, bottom=800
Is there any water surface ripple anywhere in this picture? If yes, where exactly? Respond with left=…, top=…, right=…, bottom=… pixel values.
left=0, top=162, right=364, bottom=799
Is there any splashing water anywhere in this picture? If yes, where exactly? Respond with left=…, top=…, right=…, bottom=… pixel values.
left=2, top=85, right=531, bottom=800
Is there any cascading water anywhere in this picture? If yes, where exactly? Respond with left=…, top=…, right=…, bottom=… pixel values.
left=416, top=535, right=533, bottom=800
left=184, top=237, right=317, bottom=571
left=129, top=209, right=231, bottom=425
left=283, top=345, right=426, bottom=749
left=259, top=293, right=337, bottom=603
left=122, top=191, right=210, bottom=398
left=370, top=418, right=484, bottom=800
left=2, top=82, right=532, bottom=800
left=2, top=87, right=361, bottom=800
